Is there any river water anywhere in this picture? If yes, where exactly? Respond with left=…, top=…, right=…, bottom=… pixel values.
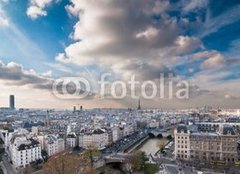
left=138, top=138, right=167, bottom=156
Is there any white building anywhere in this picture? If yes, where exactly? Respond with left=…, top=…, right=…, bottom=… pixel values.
left=174, top=125, right=191, bottom=160
left=66, top=125, right=71, bottom=135
left=44, top=135, right=65, bottom=156
left=31, top=126, right=38, bottom=135
left=148, top=120, right=159, bottom=128
left=123, top=123, right=136, bottom=137
left=79, top=128, right=109, bottom=150
left=112, top=127, right=120, bottom=142
left=9, top=134, right=42, bottom=168
left=66, top=133, right=77, bottom=149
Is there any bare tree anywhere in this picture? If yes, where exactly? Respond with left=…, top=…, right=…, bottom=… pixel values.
left=43, top=151, right=97, bottom=174
left=126, top=151, right=147, bottom=173
left=158, top=140, right=166, bottom=153
left=22, top=164, right=33, bottom=174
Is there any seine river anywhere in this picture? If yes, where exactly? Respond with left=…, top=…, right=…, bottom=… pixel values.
left=137, top=138, right=167, bottom=155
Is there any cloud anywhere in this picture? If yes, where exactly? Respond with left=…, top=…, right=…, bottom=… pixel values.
left=26, top=0, right=58, bottom=19
left=0, top=6, right=9, bottom=27
left=26, top=6, right=47, bottom=19
left=201, top=52, right=225, bottom=69
left=182, top=0, right=208, bottom=12
left=57, top=0, right=205, bottom=81
left=0, top=0, right=9, bottom=3
left=45, top=63, right=73, bottom=73
left=0, top=61, right=96, bottom=100
left=200, top=4, right=240, bottom=37
left=191, top=50, right=240, bottom=70
left=0, top=61, right=53, bottom=89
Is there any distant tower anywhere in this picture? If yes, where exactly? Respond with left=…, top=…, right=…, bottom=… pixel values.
left=73, top=106, right=76, bottom=113
left=137, top=98, right=141, bottom=110
left=45, top=110, right=50, bottom=127
left=9, top=95, right=15, bottom=110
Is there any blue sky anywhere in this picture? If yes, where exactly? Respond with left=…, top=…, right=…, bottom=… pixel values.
left=0, top=0, right=240, bottom=109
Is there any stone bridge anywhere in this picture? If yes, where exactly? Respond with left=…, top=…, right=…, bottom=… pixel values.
left=105, top=153, right=128, bottom=164
left=147, top=126, right=174, bottom=137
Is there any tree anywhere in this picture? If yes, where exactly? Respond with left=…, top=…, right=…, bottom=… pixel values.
left=83, top=146, right=100, bottom=168
left=158, top=140, right=166, bottom=153
left=22, top=164, right=33, bottom=174
left=43, top=151, right=97, bottom=174
left=126, top=151, right=148, bottom=173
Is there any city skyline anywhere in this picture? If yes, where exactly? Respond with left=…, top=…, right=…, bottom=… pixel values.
left=0, top=0, right=240, bottom=109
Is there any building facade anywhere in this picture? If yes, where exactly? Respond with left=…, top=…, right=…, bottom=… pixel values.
left=66, top=133, right=77, bottom=149
left=79, top=128, right=109, bottom=150
left=9, top=135, right=42, bottom=168
left=44, top=135, right=65, bottom=156
left=174, top=124, right=240, bottom=165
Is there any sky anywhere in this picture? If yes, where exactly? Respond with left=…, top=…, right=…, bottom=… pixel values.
left=0, top=0, right=240, bottom=109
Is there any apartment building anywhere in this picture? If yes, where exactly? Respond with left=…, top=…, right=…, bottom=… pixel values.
left=9, top=135, right=42, bottom=168
left=79, top=128, right=109, bottom=150
left=174, top=124, right=240, bottom=164
left=44, top=134, right=65, bottom=156
left=66, top=132, right=77, bottom=149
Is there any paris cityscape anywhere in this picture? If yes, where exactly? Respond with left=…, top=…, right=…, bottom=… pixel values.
left=0, top=0, right=240, bottom=174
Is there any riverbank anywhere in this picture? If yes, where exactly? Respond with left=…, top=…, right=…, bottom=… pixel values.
left=136, top=137, right=168, bottom=156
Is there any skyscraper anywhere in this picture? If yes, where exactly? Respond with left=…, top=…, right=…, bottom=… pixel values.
left=9, top=95, right=15, bottom=110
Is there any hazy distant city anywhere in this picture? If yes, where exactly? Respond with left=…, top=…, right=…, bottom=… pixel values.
left=1, top=0, right=240, bottom=174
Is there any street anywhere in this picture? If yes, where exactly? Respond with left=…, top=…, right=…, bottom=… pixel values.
left=2, top=156, right=17, bottom=174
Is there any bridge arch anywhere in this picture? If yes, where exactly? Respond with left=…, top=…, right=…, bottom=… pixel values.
left=148, top=133, right=155, bottom=138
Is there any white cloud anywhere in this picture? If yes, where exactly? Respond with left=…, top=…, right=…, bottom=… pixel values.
left=46, top=62, right=73, bottom=73
left=0, top=0, right=9, bottom=3
left=26, top=6, right=47, bottom=19
left=0, top=7, right=9, bottom=27
left=201, top=4, right=240, bottom=37
left=136, top=27, right=159, bottom=40
left=0, top=61, right=53, bottom=89
left=174, top=36, right=204, bottom=54
left=0, top=16, right=8, bottom=27
left=191, top=51, right=226, bottom=69
left=201, top=53, right=225, bottom=69
left=57, top=0, right=206, bottom=81
left=183, top=0, right=208, bottom=12
left=26, top=0, right=58, bottom=19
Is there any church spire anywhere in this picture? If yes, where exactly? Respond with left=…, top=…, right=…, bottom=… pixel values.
left=137, top=98, right=141, bottom=110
